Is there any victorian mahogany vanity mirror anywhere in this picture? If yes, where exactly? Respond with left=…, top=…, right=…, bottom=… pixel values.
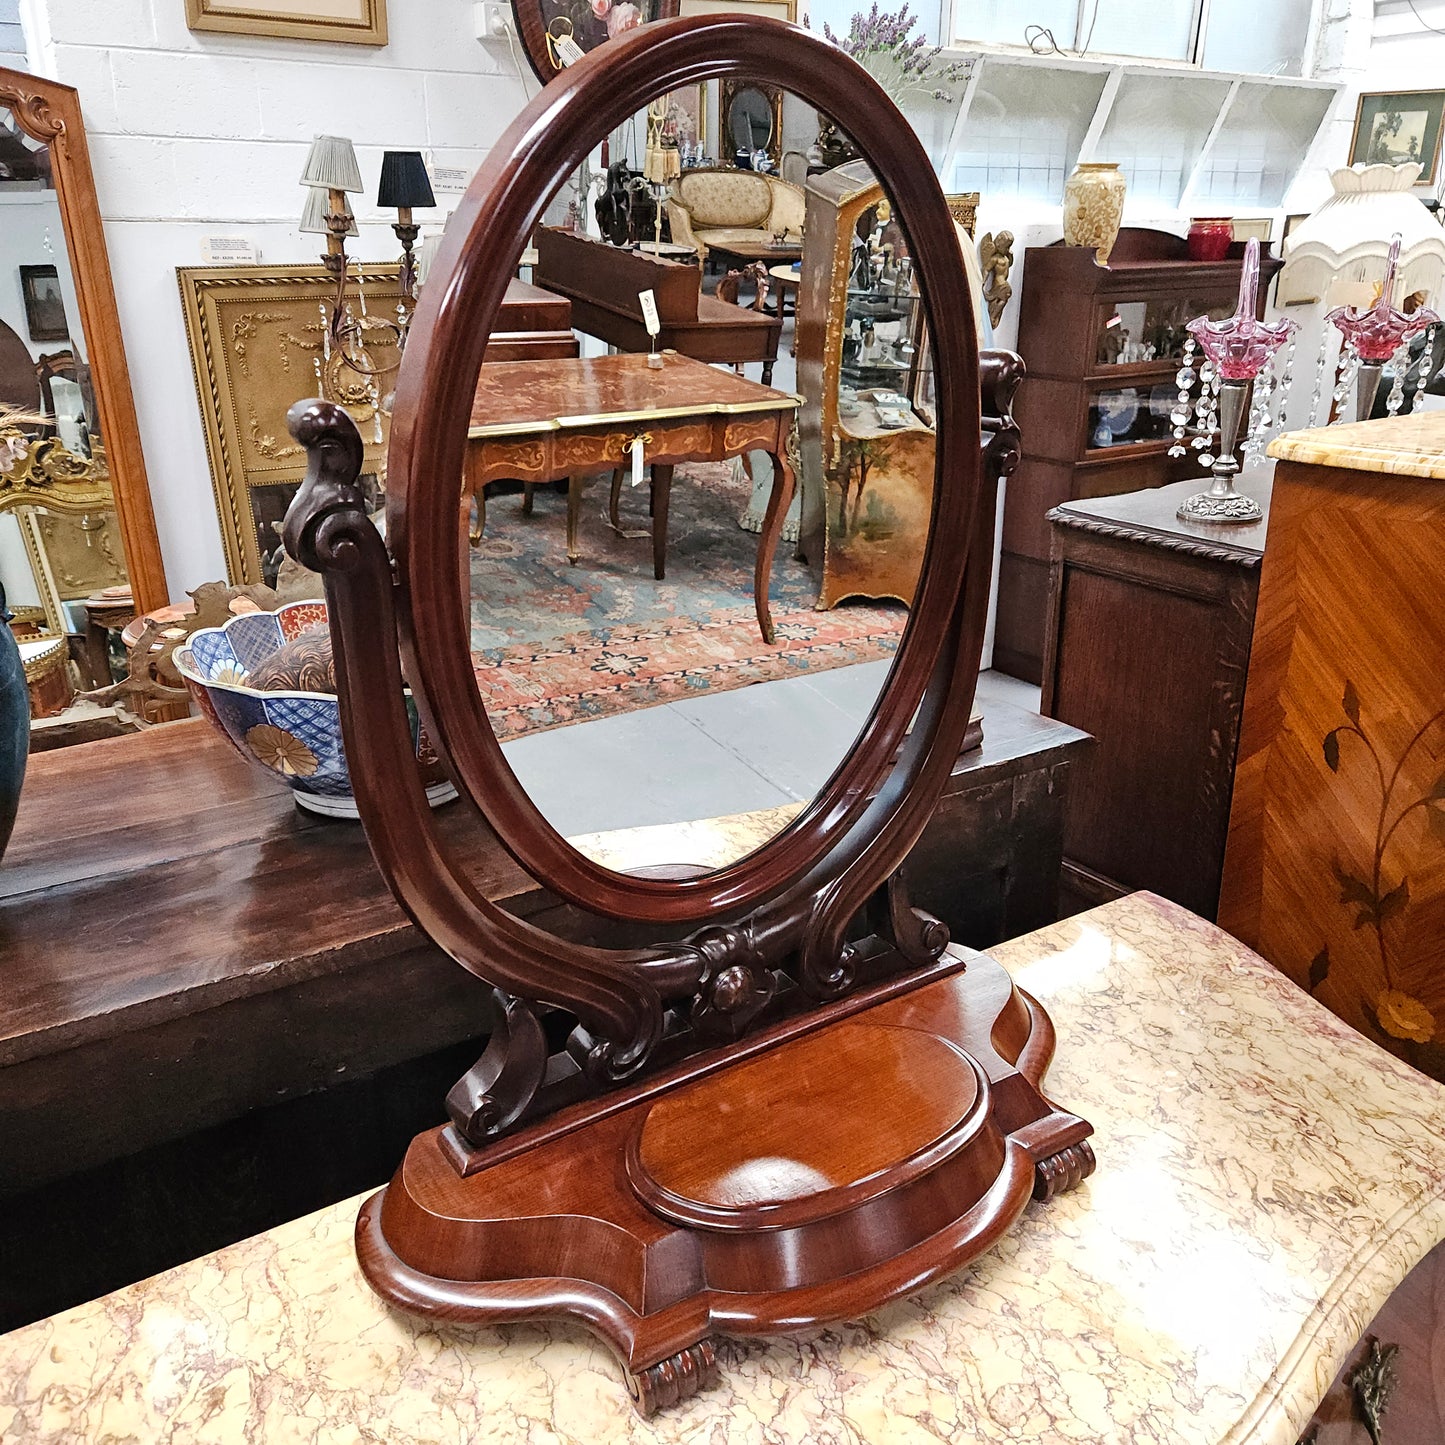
left=0, top=67, right=167, bottom=726
left=282, top=14, right=1092, bottom=1414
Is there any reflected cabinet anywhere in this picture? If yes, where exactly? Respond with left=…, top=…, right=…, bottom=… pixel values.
left=797, top=159, right=936, bottom=609
left=997, top=227, right=1280, bottom=682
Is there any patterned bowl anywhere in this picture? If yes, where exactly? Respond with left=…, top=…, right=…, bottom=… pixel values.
left=174, top=599, right=455, bottom=819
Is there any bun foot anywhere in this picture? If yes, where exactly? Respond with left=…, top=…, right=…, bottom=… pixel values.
left=625, top=1340, right=719, bottom=1417
left=1033, top=1140, right=1096, bottom=1201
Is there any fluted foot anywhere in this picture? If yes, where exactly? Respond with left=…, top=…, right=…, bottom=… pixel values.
left=625, top=1341, right=719, bottom=1416
left=1033, top=1140, right=1096, bottom=1201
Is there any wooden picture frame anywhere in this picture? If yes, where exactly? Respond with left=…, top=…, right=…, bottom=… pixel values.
left=18, top=264, right=68, bottom=342
left=0, top=66, right=168, bottom=613
left=184, top=0, right=388, bottom=46
left=1349, top=89, right=1445, bottom=187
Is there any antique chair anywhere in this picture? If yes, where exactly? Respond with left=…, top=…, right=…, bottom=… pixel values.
left=665, top=166, right=804, bottom=261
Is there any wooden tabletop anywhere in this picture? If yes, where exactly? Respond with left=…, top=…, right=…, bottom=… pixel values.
left=468, top=351, right=798, bottom=438
left=1049, top=466, right=1272, bottom=564
left=0, top=721, right=530, bottom=1072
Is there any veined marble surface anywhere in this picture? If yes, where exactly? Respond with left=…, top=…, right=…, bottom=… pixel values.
left=1269, top=410, right=1445, bottom=478
left=5, top=892, right=1445, bottom=1444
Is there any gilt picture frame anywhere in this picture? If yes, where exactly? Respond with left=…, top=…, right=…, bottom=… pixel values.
left=184, top=0, right=388, bottom=47
left=1349, top=89, right=1445, bottom=187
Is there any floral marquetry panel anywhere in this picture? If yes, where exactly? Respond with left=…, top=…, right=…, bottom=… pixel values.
left=1221, top=429, right=1445, bottom=1082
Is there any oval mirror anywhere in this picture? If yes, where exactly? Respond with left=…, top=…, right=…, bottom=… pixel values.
left=726, top=83, right=775, bottom=154
left=290, top=15, right=987, bottom=936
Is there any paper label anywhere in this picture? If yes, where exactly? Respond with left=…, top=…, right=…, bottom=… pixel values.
left=639, top=289, right=661, bottom=337
left=631, top=435, right=645, bottom=488
left=201, top=236, right=259, bottom=264
left=430, top=165, right=471, bottom=194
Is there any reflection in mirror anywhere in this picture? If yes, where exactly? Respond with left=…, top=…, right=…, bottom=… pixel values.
left=0, top=98, right=129, bottom=739
left=448, top=84, right=969, bottom=876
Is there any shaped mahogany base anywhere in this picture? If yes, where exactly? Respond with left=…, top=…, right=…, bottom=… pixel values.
left=356, top=947, right=1093, bottom=1415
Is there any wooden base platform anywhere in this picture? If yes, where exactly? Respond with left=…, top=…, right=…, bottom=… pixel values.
left=356, top=946, right=1093, bottom=1414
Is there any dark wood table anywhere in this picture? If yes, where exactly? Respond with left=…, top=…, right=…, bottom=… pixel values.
left=534, top=227, right=782, bottom=382
left=1041, top=469, right=1269, bottom=920
left=707, top=238, right=804, bottom=272
left=466, top=351, right=800, bottom=642
left=0, top=702, right=1087, bottom=1329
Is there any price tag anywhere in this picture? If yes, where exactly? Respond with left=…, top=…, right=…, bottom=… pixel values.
left=639, top=289, right=661, bottom=338
left=631, top=434, right=646, bottom=488
left=554, top=31, right=586, bottom=65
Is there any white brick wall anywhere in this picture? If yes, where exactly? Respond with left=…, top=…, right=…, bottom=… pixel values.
left=22, top=0, right=529, bottom=590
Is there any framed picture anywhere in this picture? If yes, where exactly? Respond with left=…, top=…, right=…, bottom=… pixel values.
left=510, top=0, right=679, bottom=84
left=184, top=0, right=387, bottom=46
left=18, top=265, right=68, bottom=343
left=1350, top=90, right=1445, bottom=186
left=1231, top=217, right=1272, bottom=244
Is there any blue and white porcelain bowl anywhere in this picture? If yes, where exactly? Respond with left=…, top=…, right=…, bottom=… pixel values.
left=174, top=600, right=455, bottom=819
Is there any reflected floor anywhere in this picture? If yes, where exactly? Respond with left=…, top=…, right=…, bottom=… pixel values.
left=503, top=666, right=1040, bottom=847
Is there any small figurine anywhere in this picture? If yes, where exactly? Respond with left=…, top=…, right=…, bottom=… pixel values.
left=979, top=230, right=1014, bottom=329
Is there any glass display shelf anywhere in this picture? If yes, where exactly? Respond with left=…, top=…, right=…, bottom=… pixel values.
left=1094, top=295, right=1235, bottom=369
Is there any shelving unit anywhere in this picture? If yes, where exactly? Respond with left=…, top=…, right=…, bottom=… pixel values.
left=993, top=226, right=1281, bottom=684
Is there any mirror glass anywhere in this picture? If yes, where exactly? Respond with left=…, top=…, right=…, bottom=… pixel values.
left=727, top=85, right=775, bottom=157
left=452, top=84, right=948, bottom=875
left=0, top=101, right=130, bottom=737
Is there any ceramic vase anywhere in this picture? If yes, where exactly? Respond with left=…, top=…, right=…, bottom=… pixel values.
left=0, top=620, right=28, bottom=861
left=1063, top=162, right=1127, bottom=265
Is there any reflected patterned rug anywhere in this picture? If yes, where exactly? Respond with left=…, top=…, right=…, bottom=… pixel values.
left=470, top=462, right=906, bottom=739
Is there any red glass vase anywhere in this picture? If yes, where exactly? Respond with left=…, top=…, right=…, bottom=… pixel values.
left=1188, top=217, right=1233, bottom=262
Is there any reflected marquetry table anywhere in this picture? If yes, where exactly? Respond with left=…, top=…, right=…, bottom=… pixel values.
left=466, top=351, right=800, bottom=643
left=6, top=891, right=1445, bottom=1444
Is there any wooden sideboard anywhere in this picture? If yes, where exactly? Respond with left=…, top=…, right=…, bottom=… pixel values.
left=1042, top=470, right=1268, bottom=919
left=1220, top=414, right=1445, bottom=1088
left=0, top=702, right=1087, bottom=1330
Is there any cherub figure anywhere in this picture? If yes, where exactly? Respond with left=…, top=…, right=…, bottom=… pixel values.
left=979, top=230, right=1014, bottom=329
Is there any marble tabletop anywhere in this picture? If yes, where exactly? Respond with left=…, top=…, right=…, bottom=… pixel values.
left=5, top=891, right=1445, bottom=1444
left=1269, top=409, right=1445, bottom=479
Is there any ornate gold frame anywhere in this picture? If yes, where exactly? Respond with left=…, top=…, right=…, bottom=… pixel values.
left=719, top=77, right=785, bottom=164
left=178, top=261, right=404, bottom=585
left=0, top=66, right=168, bottom=613
left=184, top=0, right=387, bottom=46
left=946, top=192, right=980, bottom=238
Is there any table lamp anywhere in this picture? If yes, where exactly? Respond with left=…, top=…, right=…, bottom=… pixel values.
left=378, top=150, right=436, bottom=298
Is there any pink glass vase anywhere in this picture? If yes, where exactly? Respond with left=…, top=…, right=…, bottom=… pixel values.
left=1327, top=233, right=1440, bottom=421
left=1177, top=238, right=1297, bottom=525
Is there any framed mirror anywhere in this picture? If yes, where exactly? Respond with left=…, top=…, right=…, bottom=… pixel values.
left=719, top=78, right=782, bottom=164
left=0, top=67, right=168, bottom=729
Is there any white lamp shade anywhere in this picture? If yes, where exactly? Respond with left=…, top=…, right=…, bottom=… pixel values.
left=1281, top=163, right=1445, bottom=305
left=301, top=185, right=359, bottom=237
left=299, top=133, right=364, bottom=193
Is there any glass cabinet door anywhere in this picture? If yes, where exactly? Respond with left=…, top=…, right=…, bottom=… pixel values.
left=1093, top=295, right=1235, bottom=369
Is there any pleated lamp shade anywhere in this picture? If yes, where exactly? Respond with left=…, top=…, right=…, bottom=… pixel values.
left=301, top=185, right=359, bottom=237
left=299, top=134, right=364, bottom=193
left=378, top=150, right=436, bottom=210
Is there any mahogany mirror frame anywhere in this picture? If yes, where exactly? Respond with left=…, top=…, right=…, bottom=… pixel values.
left=0, top=67, right=168, bottom=613
left=390, top=17, right=981, bottom=925
left=510, top=0, right=682, bottom=84
left=284, top=14, right=991, bottom=1089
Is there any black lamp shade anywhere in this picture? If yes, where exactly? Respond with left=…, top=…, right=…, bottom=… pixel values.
left=378, top=151, right=436, bottom=210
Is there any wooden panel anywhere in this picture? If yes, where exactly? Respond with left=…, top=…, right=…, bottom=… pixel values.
left=1220, top=456, right=1445, bottom=1080
left=1054, top=565, right=1235, bottom=915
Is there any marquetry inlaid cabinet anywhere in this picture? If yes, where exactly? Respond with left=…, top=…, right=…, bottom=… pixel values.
left=1220, top=414, right=1445, bottom=1087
